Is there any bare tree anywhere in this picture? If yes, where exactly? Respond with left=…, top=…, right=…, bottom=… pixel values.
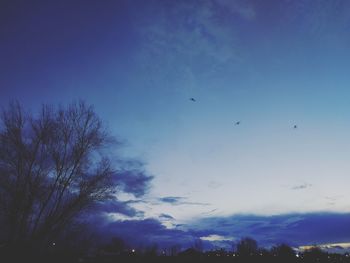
left=0, top=101, right=121, bottom=251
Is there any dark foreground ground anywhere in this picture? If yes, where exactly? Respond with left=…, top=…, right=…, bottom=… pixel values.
left=3, top=254, right=350, bottom=263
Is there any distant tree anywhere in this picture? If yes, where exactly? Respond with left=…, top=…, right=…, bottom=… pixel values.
left=271, top=243, right=295, bottom=259
left=236, top=237, right=258, bottom=257
left=170, top=244, right=181, bottom=256
left=258, top=248, right=271, bottom=257
left=0, top=101, right=131, bottom=253
left=193, top=238, right=203, bottom=252
left=144, top=243, right=158, bottom=257
left=303, top=246, right=328, bottom=262
left=103, top=237, right=127, bottom=254
left=179, top=247, right=202, bottom=258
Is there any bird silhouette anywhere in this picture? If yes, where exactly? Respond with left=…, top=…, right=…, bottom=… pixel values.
left=190, top=98, right=196, bottom=102
left=293, top=125, right=297, bottom=129
left=235, top=121, right=240, bottom=125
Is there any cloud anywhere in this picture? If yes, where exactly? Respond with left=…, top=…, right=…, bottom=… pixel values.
left=158, top=196, right=210, bottom=206
left=134, top=0, right=248, bottom=94
left=208, top=181, right=222, bottom=189
left=116, top=160, right=154, bottom=198
left=159, top=196, right=184, bottom=204
left=325, top=195, right=343, bottom=202
left=159, top=213, right=175, bottom=220
left=201, top=208, right=218, bottom=216
left=300, top=242, right=350, bottom=253
left=87, top=212, right=350, bottom=251
left=187, top=213, right=350, bottom=248
left=93, top=200, right=144, bottom=218
left=331, top=245, right=345, bottom=250
left=88, top=160, right=153, bottom=219
left=291, top=183, right=312, bottom=190
left=200, top=234, right=234, bottom=242
left=117, top=171, right=153, bottom=197
left=93, top=218, right=195, bottom=249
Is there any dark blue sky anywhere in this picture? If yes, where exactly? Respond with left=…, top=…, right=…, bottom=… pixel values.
left=2, top=0, right=350, bottom=249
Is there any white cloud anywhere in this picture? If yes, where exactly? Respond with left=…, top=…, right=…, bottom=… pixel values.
left=200, top=234, right=234, bottom=242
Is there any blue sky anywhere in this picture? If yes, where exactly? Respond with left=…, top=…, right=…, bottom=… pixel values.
left=2, top=0, right=350, bottom=248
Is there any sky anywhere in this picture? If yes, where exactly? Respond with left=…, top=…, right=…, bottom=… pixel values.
left=2, top=0, right=350, bottom=249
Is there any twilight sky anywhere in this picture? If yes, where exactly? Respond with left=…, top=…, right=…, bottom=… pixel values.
left=2, top=0, right=350, bottom=249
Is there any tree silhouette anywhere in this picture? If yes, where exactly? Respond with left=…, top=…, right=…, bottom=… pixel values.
left=102, top=237, right=127, bottom=255
left=271, top=243, right=295, bottom=260
left=303, top=246, right=328, bottom=263
left=236, top=237, right=258, bottom=257
left=0, top=101, right=122, bottom=253
left=169, top=244, right=181, bottom=256
left=193, top=238, right=203, bottom=252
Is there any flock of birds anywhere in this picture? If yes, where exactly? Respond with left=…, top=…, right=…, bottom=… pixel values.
left=189, top=97, right=298, bottom=129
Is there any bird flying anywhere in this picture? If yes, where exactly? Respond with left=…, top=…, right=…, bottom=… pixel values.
left=293, top=125, right=297, bottom=129
left=235, top=121, right=240, bottom=125
left=190, top=98, right=196, bottom=102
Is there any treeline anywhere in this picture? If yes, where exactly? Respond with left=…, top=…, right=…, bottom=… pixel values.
left=80, top=238, right=350, bottom=263
left=85, top=237, right=350, bottom=263
left=3, top=235, right=350, bottom=263
left=17, top=237, right=345, bottom=263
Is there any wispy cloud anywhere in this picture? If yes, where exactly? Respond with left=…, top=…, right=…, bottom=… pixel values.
left=325, top=195, right=343, bottom=202
left=158, top=196, right=184, bottom=204
left=208, top=181, right=222, bottom=189
left=201, top=208, right=218, bottom=216
left=158, top=196, right=210, bottom=206
left=135, top=0, right=251, bottom=95
left=159, top=213, right=175, bottom=220
left=291, top=183, right=312, bottom=190
left=215, top=0, right=256, bottom=20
